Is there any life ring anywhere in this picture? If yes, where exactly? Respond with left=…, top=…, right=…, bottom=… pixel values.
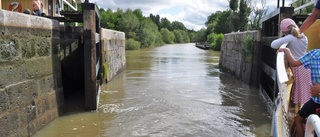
left=9, top=2, right=22, bottom=12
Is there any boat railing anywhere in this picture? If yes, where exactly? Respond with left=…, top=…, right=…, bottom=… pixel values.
left=275, top=43, right=320, bottom=137
left=305, top=114, right=320, bottom=137
left=273, top=42, right=291, bottom=137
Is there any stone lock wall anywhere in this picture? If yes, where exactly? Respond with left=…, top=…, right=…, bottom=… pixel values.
left=0, top=10, right=63, bottom=136
left=100, top=28, right=126, bottom=82
left=219, top=31, right=261, bottom=87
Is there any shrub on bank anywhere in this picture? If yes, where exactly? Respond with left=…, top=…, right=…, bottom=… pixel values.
left=207, top=33, right=224, bottom=51
left=126, top=38, right=141, bottom=50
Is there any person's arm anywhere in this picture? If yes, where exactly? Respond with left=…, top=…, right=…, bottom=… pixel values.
left=31, top=0, right=34, bottom=12
left=310, top=82, right=320, bottom=97
left=271, top=35, right=294, bottom=49
left=277, top=48, right=302, bottom=67
left=300, top=8, right=320, bottom=32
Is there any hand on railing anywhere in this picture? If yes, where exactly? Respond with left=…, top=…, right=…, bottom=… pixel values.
left=310, top=82, right=320, bottom=97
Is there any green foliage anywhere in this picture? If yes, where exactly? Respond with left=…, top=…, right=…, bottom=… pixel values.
left=97, top=7, right=191, bottom=49
left=206, top=33, right=224, bottom=51
left=102, top=62, right=109, bottom=81
left=160, top=28, right=175, bottom=44
left=195, top=28, right=207, bottom=42
left=138, top=18, right=163, bottom=48
left=214, top=34, right=224, bottom=51
left=242, top=36, right=254, bottom=61
left=171, top=21, right=187, bottom=31
left=126, top=38, right=141, bottom=50
left=133, top=9, right=145, bottom=21
left=229, top=0, right=238, bottom=12
left=150, top=14, right=161, bottom=30
left=238, top=0, right=251, bottom=31
left=188, top=31, right=197, bottom=42
left=173, top=30, right=190, bottom=43
left=214, top=10, right=233, bottom=34
left=118, top=9, right=140, bottom=39
left=160, top=18, right=172, bottom=30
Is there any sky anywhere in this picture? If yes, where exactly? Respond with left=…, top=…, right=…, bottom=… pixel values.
left=89, top=0, right=294, bottom=31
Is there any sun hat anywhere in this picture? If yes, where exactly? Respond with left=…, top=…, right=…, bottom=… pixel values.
left=280, top=18, right=298, bottom=32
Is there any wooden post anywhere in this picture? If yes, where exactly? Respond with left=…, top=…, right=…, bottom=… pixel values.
left=83, top=3, right=97, bottom=110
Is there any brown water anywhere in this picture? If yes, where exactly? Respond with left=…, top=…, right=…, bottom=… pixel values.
left=33, top=43, right=272, bottom=137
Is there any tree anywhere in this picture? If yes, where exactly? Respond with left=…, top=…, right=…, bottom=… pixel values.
left=195, top=28, right=206, bottom=42
left=150, top=14, right=161, bottom=30
left=160, top=28, right=175, bottom=44
left=118, top=9, right=140, bottom=39
left=99, top=8, right=117, bottom=29
left=171, top=21, right=187, bottom=31
left=214, top=10, right=233, bottom=34
left=173, top=30, right=183, bottom=43
left=238, top=0, right=251, bottom=31
left=133, top=9, right=144, bottom=21
left=160, top=18, right=172, bottom=30
left=229, top=0, right=238, bottom=12
left=249, top=0, right=267, bottom=30
left=137, top=18, right=163, bottom=48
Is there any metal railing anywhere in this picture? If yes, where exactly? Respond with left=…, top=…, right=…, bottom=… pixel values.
left=57, top=0, right=78, bottom=15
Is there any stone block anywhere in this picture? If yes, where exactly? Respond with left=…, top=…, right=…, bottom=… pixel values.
left=27, top=108, right=59, bottom=135
left=36, top=38, right=51, bottom=57
left=0, top=88, right=8, bottom=113
left=25, top=57, right=52, bottom=78
left=39, top=75, right=54, bottom=96
left=35, top=97, right=50, bottom=116
left=0, top=111, right=19, bottom=136
left=0, top=38, right=20, bottom=62
left=20, top=38, right=36, bottom=59
left=18, top=102, right=37, bottom=128
left=4, top=27, right=30, bottom=38
left=6, top=80, right=38, bottom=110
left=0, top=63, right=26, bottom=89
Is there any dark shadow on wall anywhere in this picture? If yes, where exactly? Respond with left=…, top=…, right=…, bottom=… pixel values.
left=59, top=26, right=86, bottom=114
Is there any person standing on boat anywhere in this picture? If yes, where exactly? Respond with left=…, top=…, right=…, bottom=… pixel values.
left=300, top=0, right=320, bottom=32
left=277, top=47, right=320, bottom=137
left=271, top=18, right=312, bottom=108
left=32, top=0, right=43, bottom=16
left=300, top=0, right=320, bottom=90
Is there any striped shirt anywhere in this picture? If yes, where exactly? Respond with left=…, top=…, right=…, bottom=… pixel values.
left=300, top=49, right=320, bottom=104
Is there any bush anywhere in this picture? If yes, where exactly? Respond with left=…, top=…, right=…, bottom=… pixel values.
left=206, top=33, right=224, bottom=51
left=213, top=33, right=224, bottom=51
left=125, top=38, right=141, bottom=50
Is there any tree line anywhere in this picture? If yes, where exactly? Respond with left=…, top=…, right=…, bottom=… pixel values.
left=96, top=0, right=268, bottom=51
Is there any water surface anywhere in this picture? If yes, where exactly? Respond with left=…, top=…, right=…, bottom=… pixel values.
left=33, top=43, right=272, bottom=137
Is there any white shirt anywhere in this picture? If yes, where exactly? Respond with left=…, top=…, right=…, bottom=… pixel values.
left=271, top=33, right=308, bottom=59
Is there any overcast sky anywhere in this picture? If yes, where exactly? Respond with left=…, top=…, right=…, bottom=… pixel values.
left=89, top=0, right=294, bottom=30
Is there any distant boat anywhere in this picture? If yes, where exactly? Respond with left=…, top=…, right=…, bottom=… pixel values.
left=195, top=42, right=210, bottom=50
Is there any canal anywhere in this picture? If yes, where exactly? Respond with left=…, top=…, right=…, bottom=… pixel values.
left=33, top=43, right=272, bottom=137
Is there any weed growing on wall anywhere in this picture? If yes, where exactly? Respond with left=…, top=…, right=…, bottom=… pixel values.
left=102, top=62, right=109, bottom=81
left=242, top=36, right=254, bottom=62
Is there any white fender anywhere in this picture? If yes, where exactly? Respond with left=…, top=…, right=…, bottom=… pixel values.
left=304, top=114, right=320, bottom=137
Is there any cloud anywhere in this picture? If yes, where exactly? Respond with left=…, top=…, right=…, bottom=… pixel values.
left=89, top=0, right=298, bottom=31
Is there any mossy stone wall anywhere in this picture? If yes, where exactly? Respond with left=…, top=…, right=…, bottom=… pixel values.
left=0, top=9, right=63, bottom=136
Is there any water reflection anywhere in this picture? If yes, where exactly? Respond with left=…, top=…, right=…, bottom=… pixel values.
left=32, top=43, right=272, bottom=137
